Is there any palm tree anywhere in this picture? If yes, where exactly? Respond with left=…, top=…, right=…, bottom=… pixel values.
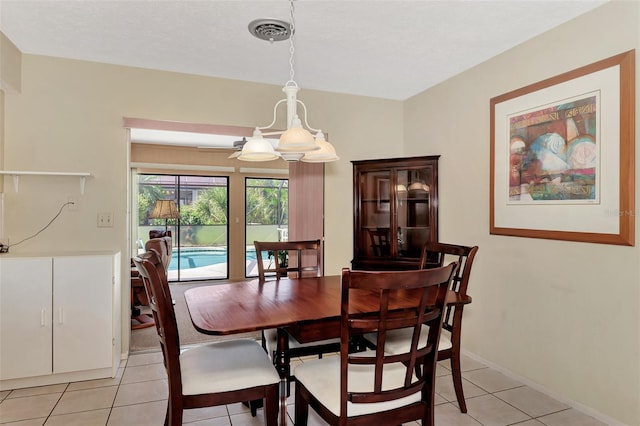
left=246, top=179, right=288, bottom=225
left=189, top=187, right=228, bottom=225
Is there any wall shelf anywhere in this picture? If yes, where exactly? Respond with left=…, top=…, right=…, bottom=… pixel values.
left=0, top=171, right=91, bottom=194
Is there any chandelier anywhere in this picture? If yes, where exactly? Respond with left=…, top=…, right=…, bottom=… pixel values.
left=235, top=0, right=339, bottom=163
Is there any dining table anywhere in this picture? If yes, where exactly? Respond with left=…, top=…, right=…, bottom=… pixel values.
left=183, top=274, right=471, bottom=426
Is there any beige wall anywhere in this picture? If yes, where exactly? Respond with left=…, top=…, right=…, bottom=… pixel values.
left=1, top=53, right=403, bottom=354
left=404, top=1, right=639, bottom=424
left=1, top=31, right=22, bottom=222
left=1, top=32, right=22, bottom=93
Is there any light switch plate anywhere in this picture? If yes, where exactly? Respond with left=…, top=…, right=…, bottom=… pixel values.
left=97, top=212, right=113, bottom=227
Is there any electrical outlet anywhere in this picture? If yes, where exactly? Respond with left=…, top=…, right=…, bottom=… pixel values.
left=97, top=212, right=113, bottom=228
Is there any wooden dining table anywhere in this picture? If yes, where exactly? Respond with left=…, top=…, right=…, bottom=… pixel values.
left=183, top=274, right=471, bottom=425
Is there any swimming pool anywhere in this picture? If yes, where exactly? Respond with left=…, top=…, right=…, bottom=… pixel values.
left=169, top=247, right=256, bottom=271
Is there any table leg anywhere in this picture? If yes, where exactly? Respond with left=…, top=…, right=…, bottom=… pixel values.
left=276, top=328, right=289, bottom=425
left=279, top=378, right=287, bottom=426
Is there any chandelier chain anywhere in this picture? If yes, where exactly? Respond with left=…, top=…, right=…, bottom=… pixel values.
left=287, top=0, right=296, bottom=86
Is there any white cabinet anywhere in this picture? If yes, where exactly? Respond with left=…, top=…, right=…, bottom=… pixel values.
left=0, top=253, right=120, bottom=389
left=0, top=257, right=53, bottom=380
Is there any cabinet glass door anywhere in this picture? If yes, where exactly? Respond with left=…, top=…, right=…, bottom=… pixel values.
left=396, top=167, right=431, bottom=259
left=357, top=169, right=392, bottom=258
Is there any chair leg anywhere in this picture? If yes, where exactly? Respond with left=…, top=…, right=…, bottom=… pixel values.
left=450, top=352, right=467, bottom=413
left=166, top=396, right=183, bottom=426
left=424, top=406, right=435, bottom=426
left=264, top=385, right=279, bottom=426
left=248, top=399, right=261, bottom=416
left=294, top=383, right=309, bottom=426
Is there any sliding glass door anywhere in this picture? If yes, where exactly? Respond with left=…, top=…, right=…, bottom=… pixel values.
left=137, top=174, right=229, bottom=281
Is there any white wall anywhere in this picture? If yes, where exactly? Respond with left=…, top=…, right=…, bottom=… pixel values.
left=403, top=1, right=639, bottom=424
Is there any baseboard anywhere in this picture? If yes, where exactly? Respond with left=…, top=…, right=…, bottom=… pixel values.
left=1, top=367, right=115, bottom=392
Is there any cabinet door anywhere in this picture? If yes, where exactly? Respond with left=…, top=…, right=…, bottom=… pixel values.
left=355, top=169, right=392, bottom=259
left=53, top=255, right=113, bottom=374
left=0, top=258, right=53, bottom=380
left=396, top=165, right=435, bottom=259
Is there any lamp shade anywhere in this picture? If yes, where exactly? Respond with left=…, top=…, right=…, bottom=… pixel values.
left=149, top=199, right=180, bottom=220
left=408, top=182, right=430, bottom=193
left=276, top=116, right=319, bottom=152
left=237, top=130, right=280, bottom=162
left=301, top=132, right=339, bottom=163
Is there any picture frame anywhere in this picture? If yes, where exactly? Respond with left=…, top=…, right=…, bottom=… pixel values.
left=490, top=50, right=635, bottom=246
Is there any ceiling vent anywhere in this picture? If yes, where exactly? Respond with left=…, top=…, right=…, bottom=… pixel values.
left=248, top=19, right=292, bottom=42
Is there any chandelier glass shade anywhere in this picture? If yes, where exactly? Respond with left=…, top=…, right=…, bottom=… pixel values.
left=236, top=129, right=279, bottom=162
left=235, top=0, right=339, bottom=163
left=301, top=131, right=339, bottom=163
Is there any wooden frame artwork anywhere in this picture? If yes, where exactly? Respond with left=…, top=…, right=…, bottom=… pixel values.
left=490, top=50, right=635, bottom=245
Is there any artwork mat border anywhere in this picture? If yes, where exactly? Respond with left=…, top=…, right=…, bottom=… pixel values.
left=490, top=50, right=635, bottom=246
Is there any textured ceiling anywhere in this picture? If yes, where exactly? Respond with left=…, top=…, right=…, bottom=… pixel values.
left=0, top=0, right=608, bottom=101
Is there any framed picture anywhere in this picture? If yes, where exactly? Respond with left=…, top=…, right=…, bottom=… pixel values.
left=490, top=50, right=635, bottom=245
left=376, top=178, right=390, bottom=212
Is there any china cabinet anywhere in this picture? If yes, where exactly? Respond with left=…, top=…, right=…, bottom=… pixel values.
left=352, top=156, right=439, bottom=270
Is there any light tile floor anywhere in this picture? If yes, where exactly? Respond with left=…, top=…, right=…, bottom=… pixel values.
left=0, top=348, right=610, bottom=426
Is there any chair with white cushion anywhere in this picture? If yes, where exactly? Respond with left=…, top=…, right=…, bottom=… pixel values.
left=364, top=241, right=479, bottom=413
left=133, top=250, right=280, bottom=426
left=294, top=264, right=455, bottom=426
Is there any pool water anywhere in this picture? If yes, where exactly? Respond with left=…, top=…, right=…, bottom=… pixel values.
left=169, top=247, right=256, bottom=270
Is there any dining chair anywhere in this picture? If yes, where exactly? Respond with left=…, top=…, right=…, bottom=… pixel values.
left=132, top=250, right=280, bottom=426
left=366, top=228, right=391, bottom=257
left=363, top=241, right=479, bottom=413
left=254, top=240, right=341, bottom=391
left=294, top=264, right=456, bottom=426
left=131, top=236, right=173, bottom=330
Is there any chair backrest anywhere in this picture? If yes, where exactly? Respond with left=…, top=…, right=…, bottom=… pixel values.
left=254, top=240, right=322, bottom=281
left=419, top=242, right=478, bottom=332
left=339, top=264, right=455, bottom=415
left=367, top=228, right=391, bottom=257
left=149, top=229, right=172, bottom=239
left=132, top=251, right=183, bottom=397
left=145, top=236, right=173, bottom=274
